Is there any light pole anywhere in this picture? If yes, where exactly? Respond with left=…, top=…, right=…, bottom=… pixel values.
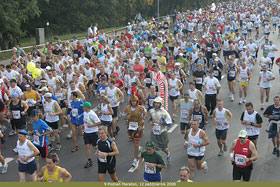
left=157, top=0, right=159, bottom=20
left=46, top=22, right=49, bottom=42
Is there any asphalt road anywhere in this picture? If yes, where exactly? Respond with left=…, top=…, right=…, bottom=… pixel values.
left=1, top=28, right=280, bottom=182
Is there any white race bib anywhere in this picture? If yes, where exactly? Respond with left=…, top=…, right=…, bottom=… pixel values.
left=152, top=124, right=161, bottom=135
left=72, top=108, right=78, bottom=117
left=128, top=122, right=138, bottom=131
left=12, top=110, right=21, bottom=119
left=196, top=78, right=202, bottom=84
left=33, top=135, right=40, bottom=145
left=193, top=115, right=202, bottom=123
left=235, top=154, right=247, bottom=166
left=144, top=162, right=156, bottom=174
left=98, top=151, right=107, bottom=163
left=181, top=110, right=189, bottom=118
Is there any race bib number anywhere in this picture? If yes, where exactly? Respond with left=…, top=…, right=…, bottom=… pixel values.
left=196, top=78, right=203, bottom=84
left=128, top=122, right=138, bottom=131
left=152, top=124, right=161, bottom=135
left=33, top=135, right=40, bottom=145
left=144, top=162, right=156, bottom=174
left=108, top=93, right=114, bottom=102
left=214, top=70, right=219, bottom=76
left=145, top=78, right=151, bottom=84
left=181, top=110, right=189, bottom=119
left=98, top=151, right=107, bottom=163
left=229, top=70, right=235, bottom=77
left=235, top=154, right=247, bottom=166
left=26, top=99, right=35, bottom=106
left=149, top=99, right=155, bottom=107
left=44, top=107, right=52, bottom=114
left=72, top=108, right=78, bottom=117
left=100, top=90, right=105, bottom=96
left=216, top=121, right=225, bottom=129
left=193, top=115, right=202, bottom=123
left=12, top=111, right=21, bottom=119
left=55, top=93, right=63, bottom=100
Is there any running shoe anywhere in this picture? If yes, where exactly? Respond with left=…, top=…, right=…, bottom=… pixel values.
left=223, top=144, right=228, bottom=152
left=1, top=164, right=8, bottom=174
left=55, top=144, right=61, bottom=151
left=12, top=147, right=18, bottom=153
left=8, top=130, right=15, bottom=136
left=132, top=159, right=138, bottom=167
left=266, top=97, right=269, bottom=103
left=167, top=152, right=171, bottom=164
left=67, top=131, right=72, bottom=139
left=218, top=150, right=223, bottom=156
left=203, top=161, right=208, bottom=174
left=273, top=147, right=277, bottom=154
left=84, top=160, right=93, bottom=168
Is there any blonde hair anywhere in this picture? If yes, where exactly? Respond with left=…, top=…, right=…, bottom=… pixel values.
left=101, top=96, right=110, bottom=104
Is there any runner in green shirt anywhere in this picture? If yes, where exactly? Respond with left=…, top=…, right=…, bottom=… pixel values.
left=136, top=141, right=166, bottom=182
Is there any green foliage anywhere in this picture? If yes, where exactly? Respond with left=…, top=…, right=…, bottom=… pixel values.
left=0, top=0, right=217, bottom=51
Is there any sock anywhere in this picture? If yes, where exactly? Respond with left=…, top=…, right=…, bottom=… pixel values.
left=167, top=152, right=171, bottom=156
left=133, top=158, right=137, bottom=162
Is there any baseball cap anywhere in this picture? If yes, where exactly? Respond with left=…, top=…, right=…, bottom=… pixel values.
left=39, top=87, right=49, bottom=92
left=46, top=66, right=51, bottom=70
left=209, top=70, right=214, bottom=73
left=25, top=84, right=30, bottom=88
left=145, top=141, right=155, bottom=149
left=238, top=130, right=247, bottom=138
left=175, top=63, right=181, bottom=66
left=44, top=93, right=52, bottom=98
left=11, top=92, right=19, bottom=98
left=113, top=72, right=119, bottom=77
left=72, top=36, right=77, bottom=39
left=179, top=53, right=184, bottom=56
left=80, top=102, right=91, bottom=108
left=212, top=53, right=217, bottom=56
left=19, top=129, right=28, bottom=135
left=30, top=109, right=39, bottom=117
left=264, top=51, right=268, bottom=54
left=129, top=70, right=135, bottom=73
left=40, top=79, right=47, bottom=83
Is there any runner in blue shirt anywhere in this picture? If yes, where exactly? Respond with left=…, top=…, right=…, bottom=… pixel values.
left=70, top=91, right=84, bottom=152
left=29, top=109, right=53, bottom=173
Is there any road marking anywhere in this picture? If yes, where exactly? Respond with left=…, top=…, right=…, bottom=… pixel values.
left=0, top=157, right=14, bottom=167
left=168, top=124, right=178, bottom=133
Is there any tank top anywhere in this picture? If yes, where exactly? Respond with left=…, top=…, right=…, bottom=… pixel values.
left=55, top=89, right=66, bottom=102
left=192, top=106, right=205, bottom=129
left=242, top=111, right=259, bottom=136
left=67, top=88, right=78, bottom=108
left=128, top=76, right=136, bottom=95
left=47, top=77, right=57, bottom=90
left=106, top=87, right=119, bottom=107
left=187, top=129, right=205, bottom=156
left=96, top=138, right=115, bottom=164
left=169, top=78, right=180, bottom=96
left=84, top=68, right=93, bottom=81
left=78, top=75, right=84, bottom=85
left=127, top=106, right=143, bottom=131
left=114, top=66, right=122, bottom=76
left=227, top=64, right=236, bottom=79
left=215, top=108, right=229, bottom=130
left=100, top=103, right=112, bottom=122
left=238, top=67, right=249, bottom=82
left=10, top=100, right=25, bottom=121
left=147, top=93, right=158, bottom=110
left=66, top=72, right=74, bottom=86
left=44, top=100, right=59, bottom=122
left=43, top=166, right=63, bottom=182
left=189, top=89, right=199, bottom=102
left=17, top=139, right=35, bottom=164
left=25, top=90, right=37, bottom=107
left=234, top=139, right=252, bottom=168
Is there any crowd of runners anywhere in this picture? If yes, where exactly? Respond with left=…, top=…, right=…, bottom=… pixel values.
left=1, top=0, right=280, bottom=183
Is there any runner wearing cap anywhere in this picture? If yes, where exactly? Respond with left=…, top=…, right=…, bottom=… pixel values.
left=177, top=93, right=193, bottom=135
left=210, top=57, right=223, bottom=81
left=37, top=153, right=72, bottom=182
left=184, top=119, right=209, bottom=180
left=16, top=129, right=40, bottom=182
left=81, top=102, right=101, bottom=168
left=257, top=65, right=275, bottom=110
left=42, top=92, right=62, bottom=151
left=212, top=100, right=232, bottom=156
left=136, top=141, right=167, bottom=182
left=149, top=97, right=172, bottom=164
left=188, top=82, right=203, bottom=103
left=168, top=72, right=183, bottom=121
left=177, top=53, right=190, bottom=75
left=8, top=92, right=29, bottom=152
left=95, top=126, right=119, bottom=182
left=240, top=102, right=263, bottom=148
left=28, top=109, right=53, bottom=173
left=260, top=51, right=272, bottom=70
left=229, top=130, right=258, bottom=182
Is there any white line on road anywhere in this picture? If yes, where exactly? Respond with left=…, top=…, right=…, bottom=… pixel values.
left=0, top=158, right=14, bottom=167
left=168, top=124, right=178, bottom=133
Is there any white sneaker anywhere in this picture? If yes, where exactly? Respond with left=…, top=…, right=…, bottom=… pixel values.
left=229, top=93, right=232, bottom=99
left=243, top=98, right=247, bottom=103
left=138, top=146, right=143, bottom=158
left=62, top=124, right=68, bottom=128
left=66, top=131, right=72, bottom=139
left=167, top=152, right=171, bottom=164
left=239, top=98, right=242, bottom=105
left=132, top=159, right=138, bottom=167
left=203, top=161, right=208, bottom=174
left=1, top=164, right=8, bottom=174
left=12, top=147, right=18, bottom=153
left=8, top=130, right=15, bottom=136
left=231, top=95, right=234, bottom=101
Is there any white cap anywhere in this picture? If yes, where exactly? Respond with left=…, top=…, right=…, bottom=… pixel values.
left=46, top=66, right=51, bottom=70
left=212, top=53, right=217, bottom=56
left=175, top=63, right=181, bottom=66
left=179, top=53, right=184, bottom=56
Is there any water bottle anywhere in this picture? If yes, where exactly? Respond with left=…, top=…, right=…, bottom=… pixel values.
left=198, top=141, right=201, bottom=153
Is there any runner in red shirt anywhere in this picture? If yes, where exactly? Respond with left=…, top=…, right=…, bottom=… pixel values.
left=229, top=130, right=258, bottom=182
left=133, top=58, right=145, bottom=80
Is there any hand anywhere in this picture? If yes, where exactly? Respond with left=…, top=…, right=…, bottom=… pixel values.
left=21, top=111, right=25, bottom=115
left=213, top=120, right=217, bottom=126
left=184, top=142, right=188, bottom=148
left=245, top=157, right=250, bottom=162
left=16, top=158, right=19, bottom=164
left=257, top=82, right=260, bottom=85
left=36, top=132, right=41, bottom=137
left=225, top=121, right=229, bottom=125
left=94, top=151, right=98, bottom=157
left=193, top=144, right=199, bottom=148
left=205, top=121, right=208, bottom=125
left=21, top=156, right=28, bottom=162
left=231, top=157, right=234, bottom=162
left=126, top=115, right=131, bottom=120
left=269, top=115, right=274, bottom=119
left=147, top=163, right=156, bottom=168
left=176, top=88, right=179, bottom=91
left=114, top=101, right=119, bottom=104
left=99, top=152, right=107, bottom=159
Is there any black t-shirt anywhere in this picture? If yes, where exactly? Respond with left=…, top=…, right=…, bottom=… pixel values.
left=53, top=49, right=62, bottom=55
left=193, top=70, right=206, bottom=85
left=212, top=62, right=223, bottom=80
left=264, top=105, right=280, bottom=130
